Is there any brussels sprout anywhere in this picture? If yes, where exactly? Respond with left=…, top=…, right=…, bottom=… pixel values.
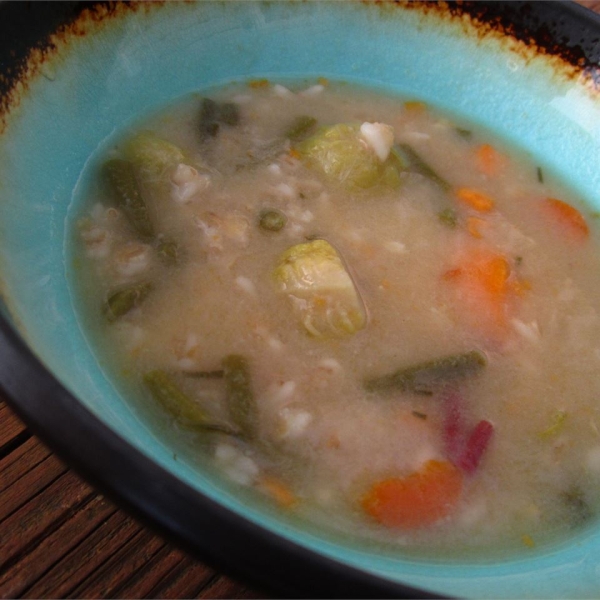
left=124, top=131, right=186, bottom=177
left=273, top=239, right=366, bottom=337
left=297, top=123, right=398, bottom=189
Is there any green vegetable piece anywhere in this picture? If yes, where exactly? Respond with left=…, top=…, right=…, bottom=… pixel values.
left=561, top=486, right=593, bottom=527
left=286, top=115, right=318, bottom=141
left=144, top=370, right=239, bottom=435
left=199, top=98, right=220, bottom=140
left=184, top=370, right=225, bottom=379
left=365, top=350, right=487, bottom=395
left=273, top=239, right=366, bottom=337
left=156, top=239, right=181, bottom=265
left=222, top=355, right=256, bottom=436
left=103, top=159, right=154, bottom=240
left=438, top=207, right=458, bottom=228
left=539, top=410, right=567, bottom=439
left=102, top=281, right=153, bottom=322
left=258, top=209, right=287, bottom=232
left=393, top=143, right=451, bottom=192
left=455, top=128, right=473, bottom=140
left=218, top=102, right=240, bottom=126
left=537, top=166, right=544, bottom=183
left=298, top=123, right=397, bottom=189
left=124, top=132, right=186, bottom=178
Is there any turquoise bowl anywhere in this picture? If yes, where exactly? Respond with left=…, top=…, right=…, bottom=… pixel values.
left=2, top=2, right=600, bottom=597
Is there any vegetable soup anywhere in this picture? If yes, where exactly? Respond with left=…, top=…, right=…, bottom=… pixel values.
left=70, top=81, right=600, bottom=558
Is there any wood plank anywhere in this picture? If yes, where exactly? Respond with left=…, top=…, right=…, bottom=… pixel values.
left=198, top=575, right=265, bottom=599
left=0, top=493, right=117, bottom=598
left=0, top=469, right=93, bottom=568
left=0, top=452, right=68, bottom=521
left=67, top=527, right=166, bottom=599
left=0, top=403, right=28, bottom=452
left=24, top=509, right=142, bottom=598
left=0, top=435, right=53, bottom=495
left=144, top=559, right=215, bottom=599
left=111, top=545, right=189, bottom=599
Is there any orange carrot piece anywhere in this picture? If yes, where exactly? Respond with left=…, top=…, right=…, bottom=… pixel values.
left=466, top=216, right=486, bottom=239
left=544, top=198, right=589, bottom=240
left=260, top=476, right=297, bottom=508
left=248, top=78, right=270, bottom=89
left=475, top=144, right=505, bottom=177
left=362, top=460, right=463, bottom=529
left=456, top=188, right=495, bottom=212
left=404, top=100, right=427, bottom=113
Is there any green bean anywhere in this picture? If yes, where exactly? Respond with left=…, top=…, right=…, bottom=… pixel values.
left=258, top=209, right=287, bottom=232
left=222, top=354, right=256, bottom=436
left=285, top=115, right=317, bottom=141
left=392, top=143, right=451, bottom=192
left=143, top=370, right=240, bottom=435
left=102, top=281, right=153, bottom=322
left=104, top=159, right=154, bottom=240
left=365, top=350, right=487, bottom=395
left=438, top=207, right=458, bottom=228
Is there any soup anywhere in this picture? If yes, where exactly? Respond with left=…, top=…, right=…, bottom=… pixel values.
left=69, top=80, right=600, bottom=558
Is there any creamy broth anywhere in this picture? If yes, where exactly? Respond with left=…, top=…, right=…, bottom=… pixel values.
left=70, top=81, right=600, bottom=558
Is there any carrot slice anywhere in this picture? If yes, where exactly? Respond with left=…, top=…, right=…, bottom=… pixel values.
left=456, top=188, right=495, bottom=212
left=466, top=216, right=486, bottom=239
left=259, top=476, right=297, bottom=508
left=362, top=460, right=463, bottom=529
left=543, top=198, right=589, bottom=240
left=475, top=144, right=505, bottom=177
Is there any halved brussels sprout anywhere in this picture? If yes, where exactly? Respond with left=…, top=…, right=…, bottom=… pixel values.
left=273, top=239, right=366, bottom=337
left=297, top=123, right=399, bottom=189
left=124, top=131, right=186, bottom=177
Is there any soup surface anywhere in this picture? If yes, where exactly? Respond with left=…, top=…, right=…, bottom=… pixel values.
left=70, top=80, right=600, bottom=558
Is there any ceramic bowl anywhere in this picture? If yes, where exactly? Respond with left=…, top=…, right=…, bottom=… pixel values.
left=2, top=2, right=600, bottom=597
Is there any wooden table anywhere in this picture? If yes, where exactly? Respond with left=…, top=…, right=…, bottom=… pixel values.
left=2, top=2, right=600, bottom=597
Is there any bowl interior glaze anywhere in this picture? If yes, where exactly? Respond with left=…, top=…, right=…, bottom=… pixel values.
left=2, top=2, right=600, bottom=597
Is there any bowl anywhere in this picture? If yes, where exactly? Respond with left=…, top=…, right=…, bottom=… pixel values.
left=2, top=1, right=600, bottom=597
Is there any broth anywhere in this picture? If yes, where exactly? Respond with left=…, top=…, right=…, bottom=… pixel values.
left=69, top=80, right=600, bottom=558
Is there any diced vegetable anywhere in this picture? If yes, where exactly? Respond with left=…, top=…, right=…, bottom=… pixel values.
left=391, top=143, right=451, bottom=192
left=222, top=355, right=257, bottom=437
left=466, top=216, right=486, bottom=239
left=543, top=198, right=589, bottom=241
left=365, top=350, right=487, bottom=395
left=156, top=239, right=182, bottom=265
left=258, top=209, right=287, bottom=232
left=438, top=208, right=458, bottom=228
left=456, top=188, right=495, bottom=212
left=103, top=159, right=154, bottom=240
left=475, top=144, right=505, bottom=177
left=259, top=475, right=298, bottom=508
left=198, top=98, right=241, bottom=140
left=285, top=115, right=318, bottom=141
left=362, top=460, right=463, bottom=529
left=561, top=486, right=593, bottom=527
left=537, top=166, right=544, bottom=183
left=539, top=410, right=567, bottom=439
left=102, top=281, right=153, bottom=322
left=273, top=239, right=366, bottom=337
left=297, top=123, right=399, bottom=189
left=443, top=250, right=518, bottom=337
left=455, top=128, right=472, bottom=140
left=143, top=369, right=240, bottom=434
left=456, top=419, right=494, bottom=474
left=124, top=132, right=186, bottom=177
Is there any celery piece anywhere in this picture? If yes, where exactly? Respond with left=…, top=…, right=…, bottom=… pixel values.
left=273, top=239, right=366, bottom=337
left=392, top=143, right=451, bottom=192
left=103, top=159, right=154, bottom=241
left=222, top=355, right=256, bottom=437
left=285, top=115, right=317, bottom=141
left=102, top=281, right=153, bottom=322
left=124, top=131, right=186, bottom=178
left=365, top=350, right=487, bottom=395
left=144, top=370, right=240, bottom=435
left=298, top=123, right=397, bottom=189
